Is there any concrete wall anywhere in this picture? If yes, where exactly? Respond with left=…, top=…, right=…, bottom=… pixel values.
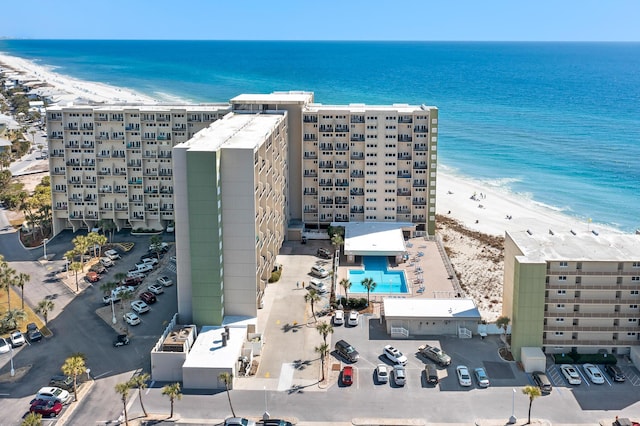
left=174, top=144, right=194, bottom=324
left=183, top=366, right=234, bottom=390
left=520, top=347, right=546, bottom=373
left=385, top=317, right=477, bottom=336
left=151, top=351, right=187, bottom=382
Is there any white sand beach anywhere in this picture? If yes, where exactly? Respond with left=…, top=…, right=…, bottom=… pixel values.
left=1, top=51, right=628, bottom=323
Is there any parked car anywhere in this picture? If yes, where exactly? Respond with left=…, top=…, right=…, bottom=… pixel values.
left=157, top=276, right=173, bottom=287
left=605, top=364, right=625, bottom=382
left=333, top=309, right=344, bottom=325
left=147, top=283, right=165, bottom=295
left=126, top=270, right=146, bottom=280
left=169, top=255, right=176, bottom=263
left=123, top=312, right=141, bottom=326
left=317, top=248, right=331, bottom=259
left=383, top=345, right=408, bottom=365
left=532, top=371, right=553, bottom=394
left=104, top=249, right=121, bottom=260
left=139, top=291, right=157, bottom=304
left=310, top=265, right=329, bottom=278
left=103, top=286, right=136, bottom=304
left=142, top=257, right=159, bottom=267
left=131, top=300, right=150, bottom=314
left=474, top=367, right=490, bottom=387
left=560, top=364, right=582, bottom=385
left=49, top=375, right=73, bottom=391
left=393, top=365, right=406, bottom=386
left=376, top=364, right=389, bottom=384
left=85, top=271, right=101, bottom=283
left=309, top=278, right=329, bottom=294
left=335, top=339, right=359, bottom=363
left=113, top=334, right=130, bottom=347
left=26, top=323, right=43, bottom=342
left=10, top=330, right=25, bottom=347
left=100, top=257, right=114, bottom=267
left=456, top=365, right=472, bottom=387
left=121, top=276, right=143, bottom=287
left=166, top=222, right=175, bottom=233
left=148, top=242, right=169, bottom=253
left=424, top=364, right=439, bottom=385
left=583, top=363, right=604, bottom=384
left=261, top=420, right=293, bottom=426
left=140, top=252, right=159, bottom=262
left=35, top=387, right=72, bottom=404
left=417, top=343, right=452, bottom=366
left=132, top=263, right=153, bottom=274
left=89, top=264, right=107, bottom=275
left=348, top=310, right=359, bottom=326
left=0, top=337, right=10, bottom=354
left=342, top=366, right=353, bottom=386
left=224, top=418, right=256, bottom=426
left=30, top=399, right=63, bottom=417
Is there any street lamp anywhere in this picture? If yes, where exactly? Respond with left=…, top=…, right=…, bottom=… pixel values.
left=86, top=368, right=91, bottom=381
left=10, top=345, right=15, bottom=377
left=262, top=386, right=270, bottom=421
left=43, top=238, right=49, bottom=260
left=111, top=296, right=117, bottom=325
left=508, top=388, right=517, bottom=424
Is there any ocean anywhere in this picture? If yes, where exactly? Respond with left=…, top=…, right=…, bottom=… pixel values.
left=1, top=40, right=639, bottom=232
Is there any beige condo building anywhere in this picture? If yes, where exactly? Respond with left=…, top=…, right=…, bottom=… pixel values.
left=503, top=230, right=640, bottom=360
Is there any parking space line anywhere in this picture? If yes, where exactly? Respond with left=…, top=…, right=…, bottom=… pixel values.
left=577, top=365, right=590, bottom=387
left=600, top=366, right=612, bottom=386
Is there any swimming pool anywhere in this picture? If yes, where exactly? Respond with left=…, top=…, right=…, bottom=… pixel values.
left=348, top=256, right=408, bottom=294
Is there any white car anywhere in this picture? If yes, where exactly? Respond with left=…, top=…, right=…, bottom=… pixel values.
left=0, top=337, right=10, bottom=354
left=104, top=249, right=121, bottom=260
left=123, top=312, right=141, bottom=326
left=148, top=242, right=169, bottom=252
left=583, top=363, right=604, bottom=384
left=348, top=310, right=359, bottom=326
left=126, top=271, right=146, bottom=279
left=157, top=276, right=173, bottom=287
left=383, top=345, right=408, bottom=365
left=35, top=387, right=72, bottom=404
left=560, top=364, right=582, bottom=385
left=147, top=284, right=165, bottom=295
left=133, top=263, right=153, bottom=274
left=474, top=367, right=490, bottom=387
left=131, top=300, right=150, bottom=314
left=169, top=255, right=176, bottom=263
left=166, top=223, right=175, bottom=233
left=392, top=365, right=406, bottom=386
left=100, top=257, right=114, bottom=267
left=142, top=257, right=159, bottom=267
left=10, top=330, right=25, bottom=347
left=376, top=364, right=389, bottom=383
left=333, top=309, right=344, bottom=325
left=456, top=365, right=472, bottom=387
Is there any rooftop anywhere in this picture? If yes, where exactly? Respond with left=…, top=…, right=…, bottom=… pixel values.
left=304, top=103, right=436, bottom=113
left=507, top=230, right=640, bottom=262
left=230, top=91, right=314, bottom=104
left=383, top=298, right=481, bottom=319
left=341, top=222, right=412, bottom=256
left=47, top=104, right=230, bottom=112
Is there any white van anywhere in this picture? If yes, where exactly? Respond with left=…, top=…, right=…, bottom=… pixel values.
left=310, top=265, right=329, bottom=278
left=309, top=278, right=329, bottom=294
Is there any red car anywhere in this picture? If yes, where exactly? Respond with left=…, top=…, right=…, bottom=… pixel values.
left=342, top=366, right=353, bottom=386
left=139, top=291, right=157, bottom=304
left=30, top=399, right=63, bottom=417
left=85, top=271, right=101, bottom=283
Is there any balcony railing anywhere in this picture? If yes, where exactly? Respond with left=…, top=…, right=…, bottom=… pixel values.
left=350, top=135, right=365, bottom=142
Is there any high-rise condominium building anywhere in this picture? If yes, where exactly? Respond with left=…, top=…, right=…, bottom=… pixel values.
left=503, top=230, right=640, bottom=360
left=46, top=105, right=230, bottom=234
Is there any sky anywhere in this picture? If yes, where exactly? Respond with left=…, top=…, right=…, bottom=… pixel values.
left=2, top=0, right=639, bottom=41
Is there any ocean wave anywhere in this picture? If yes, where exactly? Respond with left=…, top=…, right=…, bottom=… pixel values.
left=529, top=199, right=572, bottom=213
left=480, top=177, right=523, bottom=189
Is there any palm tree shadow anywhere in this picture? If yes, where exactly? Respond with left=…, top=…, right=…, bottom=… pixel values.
left=287, top=380, right=321, bottom=394
left=281, top=322, right=302, bottom=333
left=292, top=359, right=312, bottom=370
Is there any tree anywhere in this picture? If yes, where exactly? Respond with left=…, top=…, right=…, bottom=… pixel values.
left=69, top=261, right=83, bottom=292
left=149, top=235, right=163, bottom=259
left=522, top=385, right=542, bottom=425
left=161, top=382, right=182, bottom=419
left=71, top=235, right=90, bottom=271
left=87, top=232, right=107, bottom=258
left=304, top=289, right=321, bottom=323
left=339, top=278, right=352, bottom=304
left=2, top=308, right=27, bottom=330
left=496, top=316, right=510, bottom=338
left=29, top=130, right=36, bottom=144
left=218, top=372, right=235, bottom=417
left=128, top=372, right=150, bottom=417
left=36, top=299, right=55, bottom=326
left=115, top=382, right=131, bottom=426
left=61, top=355, right=86, bottom=401
left=15, top=272, right=30, bottom=310
left=331, top=233, right=343, bottom=254
left=21, top=412, right=42, bottom=426
left=0, top=258, right=17, bottom=311
left=99, top=219, right=117, bottom=243
left=316, top=322, right=334, bottom=346
left=361, top=277, right=377, bottom=306
left=315, top=343, right=330, bottom=382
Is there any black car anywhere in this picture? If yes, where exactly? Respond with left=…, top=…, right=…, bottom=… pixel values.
left=27, top=323, right=43, bottom=342
left=89, top=264, right=107, bottom=274
left=317, top=248, right=331, bottom=259
left=113, top=334, right=130, bottom=347
left=605, top=364, right=625, bottom=382
left=261, top=420, right=293, bottom=426
left=335, top=339, right=359, bottom=363
left=49, top=375, right=74, bottom=391
left=424, top=363, right=439, bottom=385
left=532, top=371, right=553, bottom=394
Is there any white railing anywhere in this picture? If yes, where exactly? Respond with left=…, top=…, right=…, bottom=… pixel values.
left=391, top=327, right=409, bottom=338
left=458, top=327, right=472, bottom=339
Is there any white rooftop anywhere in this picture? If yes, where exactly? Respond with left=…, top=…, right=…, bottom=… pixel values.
left=231, top=92, right=314, bottom=104
left=305, top=103, right=436, bottom=113
left=183, top=323, right=248, bottom=369
left=507, top=230, right=640, bottom=262
left=47, top=104, right=230, bottom=112
left=384, top=298, right=481, bottom=319
left=341, top=222, right=412, bottom=256
left=181, top=112, right=285, bottom=152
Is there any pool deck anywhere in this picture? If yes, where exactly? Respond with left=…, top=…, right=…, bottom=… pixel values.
left=334, top=236, right=458, bottom=301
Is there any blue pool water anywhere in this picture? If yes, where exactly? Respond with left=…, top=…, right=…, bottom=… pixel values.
left=348, top=257, right=408, bottom=294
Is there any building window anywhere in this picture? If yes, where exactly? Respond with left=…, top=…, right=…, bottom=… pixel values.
left=554, top=332, right=564, bottom=336
left=628, top=332, right=637, bottom=336
left=555, top=318, right=564, bottom=322
left=557, top=290, right=566, bottom=295
left=559, top=261, right=568, bottom=267
left=558, top=276, right=567, bottom=281
left=628, top=319, right=638, bottom=323
left=631, top=290, right=640, bottom=294
left=630, top=305, right=638, bottom=309
left=632, top=277, right=639, bottom=282
left=556, top=304, right=565, bottom=309
left=633, top=262, right=640, bottom=268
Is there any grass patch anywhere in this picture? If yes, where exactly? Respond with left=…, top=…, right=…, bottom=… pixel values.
left=0, top=287, right=46, bottom=337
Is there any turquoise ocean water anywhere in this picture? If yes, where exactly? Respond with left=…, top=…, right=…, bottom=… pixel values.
left=1, top=40, right=638, bottom=232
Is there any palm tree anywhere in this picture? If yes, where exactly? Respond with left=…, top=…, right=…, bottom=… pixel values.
left=219, top=372, right=235, bottom=417
left=36, top=299, right=55, bottom=326
left=21, top=412, right=42, bottom=426
left=331, top=233, right=343, bottom=254
left=361, top=277, right=377, bottom=306
left=87, top=232, right=107, bottom=258
left=0, top=260, right=17, bottom=310
left=15, top=272, right=30, bottom=310
left=114, top=272, right=127, bottom=286
left=69, top=261, right=83, bottom=292
left=149, top=235, right=163, bottom=259
left=316, top=322, right=334, bottom=346
left=496, top=315, right=510, bottom=340
left=522, top=385, right=542, bottom=424
left=99, top=219, right=117, bottom=243
left=161, top=382, right=182, bottom=419
left=71, top=235, right=90, bottom=271
left=62, top=355, right=86, bottom=401
left=115, top=382, right=131, bottom=426
left=304, top=289, right=321, bottom=323
left=2, top=308, right=27, bottom=330
left=315, top=343, right=330, bottom=382
left=339, top=278, right=351, bottom=305
left=128, top=372, right=150, bottom=417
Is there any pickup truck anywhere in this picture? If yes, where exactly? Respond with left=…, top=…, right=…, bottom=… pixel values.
left=102, top=286, right=135, bottom=304
left=417, top=343, right=451, bottom=366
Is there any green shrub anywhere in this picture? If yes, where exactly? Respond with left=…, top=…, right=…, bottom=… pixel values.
left=553, top=352, right=617, bottom=365
left=268, top=269, right=282, bottom=283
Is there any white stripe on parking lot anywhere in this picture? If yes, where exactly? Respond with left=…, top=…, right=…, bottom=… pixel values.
left=277, top=363, right=295, bottom=391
